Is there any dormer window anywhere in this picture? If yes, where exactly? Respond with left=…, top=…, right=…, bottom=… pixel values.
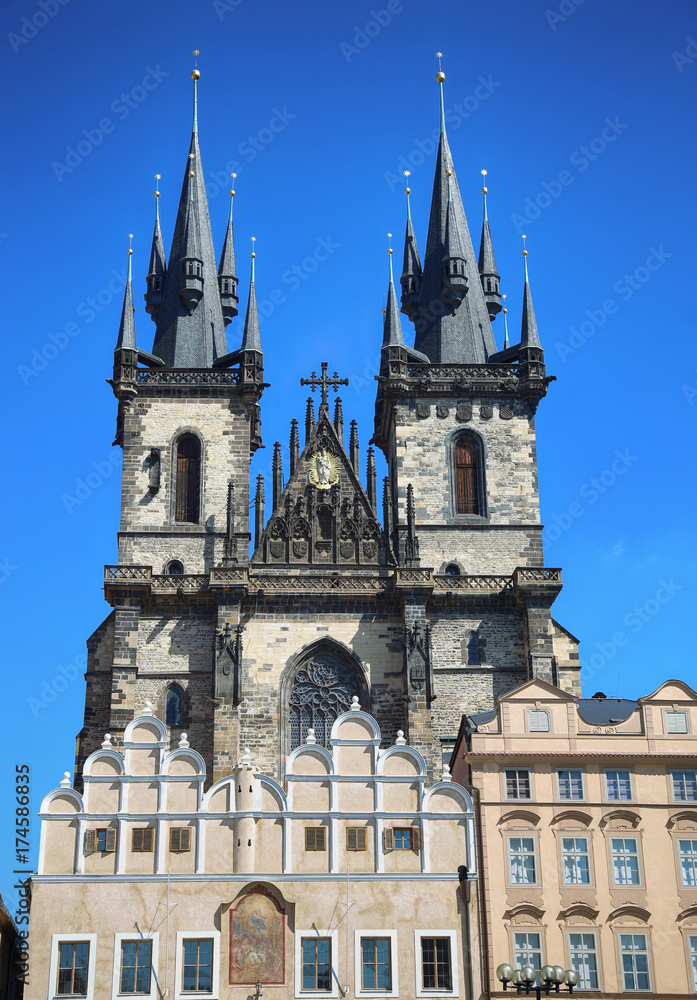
left=666, top=710, right=689, bottom=734
left=528, top=709, right=550, bottom=733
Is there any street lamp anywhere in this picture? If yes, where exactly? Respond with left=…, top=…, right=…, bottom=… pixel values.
left=496, top=963, right=579, bottom=998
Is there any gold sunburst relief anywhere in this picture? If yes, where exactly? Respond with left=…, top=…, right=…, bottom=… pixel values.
left=308, top=449, right=339, bottom=490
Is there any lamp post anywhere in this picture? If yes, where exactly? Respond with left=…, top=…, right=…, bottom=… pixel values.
left=496, top=963, right=579, bottom=999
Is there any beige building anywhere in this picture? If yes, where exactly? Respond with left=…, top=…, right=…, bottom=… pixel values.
left=29, top=701, right=478, bottom=1000
left=451, top=678, right=697, bottom=998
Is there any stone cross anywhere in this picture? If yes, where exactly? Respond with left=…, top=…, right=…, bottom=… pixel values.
left=300, top=361, right=348, bottom=407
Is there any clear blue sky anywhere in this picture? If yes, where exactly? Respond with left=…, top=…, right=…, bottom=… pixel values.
left=1, top=0, right=696, bottom=904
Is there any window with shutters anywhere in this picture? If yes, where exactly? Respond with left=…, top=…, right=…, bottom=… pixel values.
left=347, top=827, right=367, bottom=851
left=89, top=828, right=116, bottom=853
left=666, top=710, right=689, bottom=734
left=132, top=828, right=154, bottom=853
left=383, top=827, right=422, bottom=852
left=528, top=709, right=550, bottom=732
left=170, top=827, right=191, bottom=852
left=175, top=434, right=201, bottom=524
left=305, top=828, right=327, bottom=852
left=452, top=433, right=485, bottom=517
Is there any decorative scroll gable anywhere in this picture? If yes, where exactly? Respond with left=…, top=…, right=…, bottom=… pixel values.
left=252, top=406, right=391, bottom=567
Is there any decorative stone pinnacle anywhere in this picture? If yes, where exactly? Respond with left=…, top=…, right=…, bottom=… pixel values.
left=101, top=734, right=112, bottom=749
left=142, top=701, right=154, bottom=717
left=60, top=772, right=72, bottom=788
left=396, top=730, right=407, bottom=745
left=306, top=728, right=317, bottom=744
left=441, top=762, right=452, bottom=782
left=350, top=696, right=361, bottom=712
left=179, top=732, right=190, bottom=748
left=241, top=746, right=253, bottom=767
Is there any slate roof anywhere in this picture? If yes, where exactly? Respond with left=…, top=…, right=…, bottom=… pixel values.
left=576, top=697, right=639, bottom=726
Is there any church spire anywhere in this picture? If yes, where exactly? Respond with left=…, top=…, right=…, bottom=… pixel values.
left=412, top=56, right=497, bottom=363
left=400, top=171, right=422, bottom=323
left=441, top=171, right=468, bottom=307
left=240, top=239, right=261, bottom=353
left=218, top=175, right=239, bottom=326
left=478, top=169, right=502, bottom=321
left=383, top=237, right=406, bottom=349
left=144, top=176, right=166, bottom=324
left=520, top=236, right=541, bottom=348
left=115, top=236, right=136, bottom=350
left=151, top=57, right=228, bottom=367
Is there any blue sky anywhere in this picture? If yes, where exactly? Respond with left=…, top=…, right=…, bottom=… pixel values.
left=1, top=0, right=696, bottom=904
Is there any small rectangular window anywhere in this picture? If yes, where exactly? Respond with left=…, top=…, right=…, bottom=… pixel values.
left=561, top=837, right=591, bottom=885
left=96, top=828, right=116, bottom=853
left=505, top=769, right=531, bottom=800
left=513, top=932, right=542, bottom=971
left=558, top=769, right=584, bottom=801
left=390, top=827, right=422, bottom=851
left=666, top=711, right=689, bottom=734
left=605, top=770, right=632, bottom=801
left=528, top=710, right=550, bottom=732
left=182, top=939, right=213, bottom=993
left=120, top=940, right=152, bottom=994
left=421, top=937, right=452, bottom=990
left=672, top=771, right=697, bottom=802
left=611, top=838, right=640, bottom=886
left=679, top=839, right=697, bottom=888
left=57, top=942, right=90, bottom=996
left=361, top=938, right=391, bottom=991
left=305, top=828, right=327, bottom=852
left=508, top=837, right=537, bottom=885
left=619, top=934, right=650, bottom=991
left=347, top=827, right=367, bottom=851
left=170, top=827, right=191, bottom=853
left=301, top=938, right=332, bottom=991
left=688, top=935, right=697, bottom=992
left=568, top=932, right=599, bottom=990
left=132, top=828, right=154, bottom=853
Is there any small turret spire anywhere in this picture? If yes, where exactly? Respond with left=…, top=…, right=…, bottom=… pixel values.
left=436, top=52, right=446, bottom=133
left=478, top=168, right=501, bottom=321
left=191, top=50, right=200, bottom=133
left=383, top=238, right=406, bottom=349
left=116, top=235, right=136, bottom=350
left=240, top=239, right=261, bottom=352
left=145, top=175, right=166, bottom=323
left=400, top=171, right=422, bottom=323
left=218, top=172, right=239, bottom=325
left=520, top=235, right=542, bottom=348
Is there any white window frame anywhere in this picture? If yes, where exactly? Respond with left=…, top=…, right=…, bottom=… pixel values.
left=295, top=929, right=339, bottom=998
left=174, top=931, right=220, bottom=1000
left=48, top=934, right=98, bottom=1000
left=605, top=769, right=633, bottom=802
left=611, top=837, right=641, bottom=886
left=557, top=769, right=585, bottom=801
left=567, top=930, right=599, bottom=990
left=561, top=836, right=591, bottom=886
left=528, top=710, right=550, bottom=733
left=112, top=933, right=159, bottom=1000
left=354, top=930, right=398, bottom=998
left=505, top=769, right=532, bottom=801
left=687, top=934, right=697, bottom=992
left=618, top=933, right=651, bottom=992
left=414, top=930, right=459, bottom=997
left=508, top=836, right=537, bottom=885
left=679, top=839, right=697, bottom=888
left=513, top=931, right=543, bottom=970
left=672, top=770, right=697, bottom=803
left=665, top=710, right=689, bottom=734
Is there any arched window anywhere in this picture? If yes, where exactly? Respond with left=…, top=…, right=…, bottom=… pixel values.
left=166, top=560, right=184, bottom=575
left=454, top=434, right=485, bottom=516
left=166, top=685, right=183, bottom=726
left=444, top=563, right=460, bottom=576
left=175, top=434, right=201, bottom=523
left=289, top=652, right=362, bottom=752
left=467, top=632, right=479, bottom=665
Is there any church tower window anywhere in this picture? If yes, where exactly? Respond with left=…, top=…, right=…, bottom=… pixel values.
left=166, top=685, right=183, bottom=726
left=175, top=434, right=201, bottom=523
left=288, top=652, right=363, bottom=752
left=453, top=433, right=485, bottom=516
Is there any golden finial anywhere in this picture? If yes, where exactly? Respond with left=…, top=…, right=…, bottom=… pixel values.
left=251, top=236, right=256, bottom=259
left=387, top=232, right=393, bottom=255
left=436, top=51, right=445, bottom=83
left=154, top=174, right=161, bottom=198
left=128, top=233, right=133, bottom=255
left=481, top=168, right=488, bottom=194
left=382, top=291, right=386, bottom=315
left=230, top=172, right=237, bottom=197
left=502, top=292, right=507, bottom=314
left=192, top=49, right=200, bottom=81
left=522, top=234, right=528, bottom=257
left=404, top=168, right=411, bottom=194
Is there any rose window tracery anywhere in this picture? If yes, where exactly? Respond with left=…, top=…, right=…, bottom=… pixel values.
left=289, top=654, right=360, bottom=751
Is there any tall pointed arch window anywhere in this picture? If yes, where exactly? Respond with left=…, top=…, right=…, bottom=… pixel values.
left=288, top=652, right=363, bottom=752
left=175, top=434, right=201, bottom=523
left=166, top=685, right=183, bottom=726
left=453, top=433, right=486, bottom=516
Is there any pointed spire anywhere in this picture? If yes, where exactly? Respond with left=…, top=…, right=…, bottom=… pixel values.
left=349, top=421, right=359, bottom=475
left=116, top=235, right=137, bottom=350
left=151, top=61, right=228, bottom=367
left=502, top=294, right=510, bottom=350
left=334, top=397, right=344, bottom=440
left=441, top=170, right=468, bottom=308
left=192, top=50, right=200, bottom=133
left=383, top=239, right=406, bottom=349
left=145, top=176, right=166, bottom=324
left=520, top=236, right=542, bottom=348
left=478, top=169, right=502, bottom=321
left=289, top=419, right=299, bottom=475
left=382, top=477, right=395, bottom=557
left=366, top=447, right=377, bottom=511
left=240, top=239, right=262, bottom=352
left=254, top=474, right=265, bottom=550
left=218, top=174, right=239, bottom=325
left=400, top=171, right=422, bottom=323
left=272, top=441, right=283, bottom=510
left=436, top=52, right=446, bottom=133
left=305, top=397, right=315, bottom=445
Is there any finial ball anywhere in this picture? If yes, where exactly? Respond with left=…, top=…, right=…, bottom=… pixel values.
left=437, top=71, right=445, bottom=83
left=405, top=186, right=410, bottom=194
left=191, top=69, right=201, bottom=80
left=482, top=186, right=488, bottom=194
